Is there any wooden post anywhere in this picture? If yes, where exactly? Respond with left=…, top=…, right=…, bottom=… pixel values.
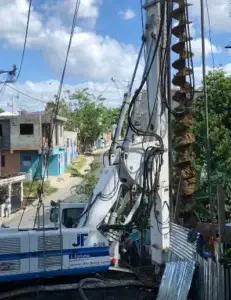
left=217, top=185, right=225, bottom=242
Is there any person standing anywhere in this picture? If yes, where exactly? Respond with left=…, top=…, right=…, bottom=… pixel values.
left=4, top=197, right=10, bottom=218
left=37, top=183, right=44, bottom=203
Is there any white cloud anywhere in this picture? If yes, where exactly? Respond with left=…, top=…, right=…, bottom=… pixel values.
left=191, top=38, right=222, bottom=57
left=1, top=80, right=129, bottom=112
left=56, top=0, right=101, bottom=28
left=119, top=8, right=136, bottom=20
left=0, top=0, right=142, bottom=83
left=192, top=65, right=212, bottom=87
left=41, top=0, right=100, bottom=20
left=192, top=64, right=231, bottom=88
left=189, top=0, right=231, bottom=31
left=0, top=0, right=43, bottom=48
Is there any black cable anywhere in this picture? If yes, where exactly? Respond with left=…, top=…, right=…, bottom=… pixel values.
left=18, top=0, right=81, bottom=229
left=79, top=278, right=102, bottom=300
left=140, top=0, right=144, bottom=36
left=6, top=84, right=46, bottom=103
left=108, top=41, right=145, bottom=165
left=127, top=0, right=166, bottom=137
left=205, top=0, right=215, bottom=70
left=41, top=0, right=81, bottom=179
left=17, top=0, right=32, bottom=80
left=104, top=1, right=168, bottom=232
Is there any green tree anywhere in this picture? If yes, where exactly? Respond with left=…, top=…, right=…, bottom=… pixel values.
left=0, top=109, right=4, bottom=113
left=67, top=89, right=116, bottom=151
left=193, top=69, right=231, bottom=207
left=46, top=89, right=122, bottom=151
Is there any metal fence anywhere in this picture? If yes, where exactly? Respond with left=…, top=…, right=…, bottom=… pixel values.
left=224, top=264, right=231, bottom=300
left=165, top=222, right=230, bottom=300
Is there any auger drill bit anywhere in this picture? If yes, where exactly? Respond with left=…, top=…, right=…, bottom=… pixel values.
left=171, top=0, right=197, bottom=227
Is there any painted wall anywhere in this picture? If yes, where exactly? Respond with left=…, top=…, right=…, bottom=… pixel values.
left=48, top=155, right=59, bottom=176
left=20, top=151, right=43, bottom=179
left=11, top=114, right=42, bottom=151
left=59, top=150, right=65, bottom=175
left=64, top=130, right=78, bottom=167
left=1, top=151, right=20, bottom=176
left=103, top=132, right=111, bottom=145
left=47, top=149, right=65, bottom=176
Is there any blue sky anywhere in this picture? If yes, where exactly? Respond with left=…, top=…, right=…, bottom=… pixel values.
left=0, top=0, right=231, bottom=111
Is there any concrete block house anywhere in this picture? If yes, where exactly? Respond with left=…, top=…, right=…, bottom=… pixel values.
left=64, top=130, right=78, bottom=167
left=0, top=112, right=77, bottom=180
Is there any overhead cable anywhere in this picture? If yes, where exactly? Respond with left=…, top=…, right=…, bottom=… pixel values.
left=6, top=84, right=46, bottom=103
left=16, top=0, right=32, bottom=80
left=205, top=0, right=215, bottom=69
left=18, top=0, right=81, bottom=229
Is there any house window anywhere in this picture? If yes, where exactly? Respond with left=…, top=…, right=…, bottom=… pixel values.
left=23, top=156, right=32, bottom=167
left=0, top=124, right=2, bottom=136
left=67, top=138, right=69, bottom=147
left=1, top=155, right=5, bottom=167
left=20, top=124, right=34, bottom=135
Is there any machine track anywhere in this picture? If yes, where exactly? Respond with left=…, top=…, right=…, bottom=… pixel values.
left=171, top=0, right=197, bottom=226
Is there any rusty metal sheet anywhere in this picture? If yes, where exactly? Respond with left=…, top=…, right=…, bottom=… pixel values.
left=157, top=261, right=195, bottom=300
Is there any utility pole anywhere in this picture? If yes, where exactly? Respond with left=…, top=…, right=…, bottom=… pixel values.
left=8, top=94, right=19, bottom=114
left=200, top=0, right=212, bottom=220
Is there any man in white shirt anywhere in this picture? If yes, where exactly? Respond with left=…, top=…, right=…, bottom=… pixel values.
left=4, top=198, right=10, bottom=218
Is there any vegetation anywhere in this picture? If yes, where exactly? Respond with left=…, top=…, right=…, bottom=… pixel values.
left=66, top=155, right=87, bottom=177
left=23, top=180, right=57, bottom=199
left=192, top=69, right=231, bottom=216
left=75, top=174, right=98, bottom=201
left=45, top=89, right=122, bottom=152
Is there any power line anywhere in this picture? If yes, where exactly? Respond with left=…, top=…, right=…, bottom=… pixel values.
left=140, top=0, right=145, bottom=35
left=18, top=0, right=82, bottom=229
left=53, top=0, right=81, bottom=110
left=205, top=0, right=215, bottom=69
left=6, top=84, right=47, bottom=103
left=17, top=0, right=32, bottom=80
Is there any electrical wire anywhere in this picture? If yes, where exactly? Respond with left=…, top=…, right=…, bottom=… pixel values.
left=140, top=0, right=146, bottom=59
left=205, top=0, right=215, bottom=70
left=108, top=40, right=145, bottom=164
left=16, top=0, right=32, bottom=80
left=6, top=84, right=47, bottom=103
left=18, top=0, right=81, bottom=229
left=127, top=0, right=166, bottom=138
left=78, top=278, right=102, bottom=300
left=101, top=1, right=170, bottom=235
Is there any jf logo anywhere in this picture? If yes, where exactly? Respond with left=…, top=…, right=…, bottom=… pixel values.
left=72, top=233, right=88, bottom=247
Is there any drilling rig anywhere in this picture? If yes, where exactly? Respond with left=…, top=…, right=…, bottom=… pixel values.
left=0, top=1, right=200, bottom=299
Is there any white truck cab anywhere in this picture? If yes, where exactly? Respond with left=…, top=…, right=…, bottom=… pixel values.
left=49, top=200, right=87, bottom=229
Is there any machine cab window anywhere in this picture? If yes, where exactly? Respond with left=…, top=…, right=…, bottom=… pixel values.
left=61, top=207, right=85, bottom=228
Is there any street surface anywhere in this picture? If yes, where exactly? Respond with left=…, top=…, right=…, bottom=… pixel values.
left=4, top=150, right=107, bottom=228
